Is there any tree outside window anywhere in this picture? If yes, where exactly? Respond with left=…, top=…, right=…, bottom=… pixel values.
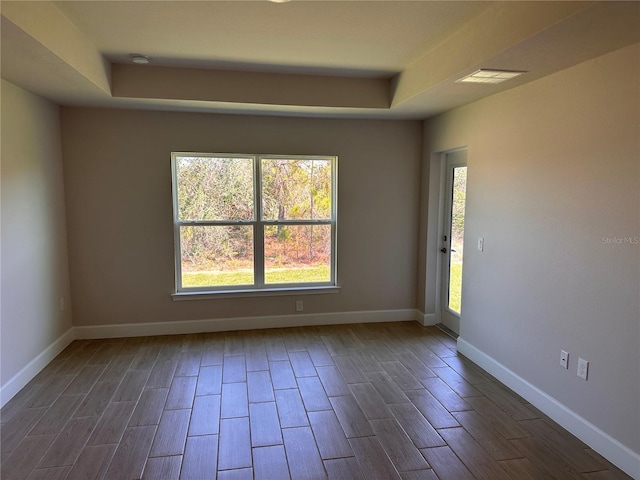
left=172, top=153, right=337, bottom=292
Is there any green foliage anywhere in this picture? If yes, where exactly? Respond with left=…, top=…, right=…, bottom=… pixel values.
left=182, top=266, right=330, bottom=287
left=448, top=166, right=466, bottom=312
left=262, top=158, right=332, bottom=220
left=176, top=155, right=334, bottom=286
left=176, top=156, right=254, bottom=221
left=180, top=225, right=253, bottom=269
left=183, top=270, right=254, bottom=287
left=448, top=262, right=463, bottom=313
left=265, top=266, right=330, bottom=284
left=451, top=166, right=467, bottom=243
left=177, top=156, right=255, bottom=268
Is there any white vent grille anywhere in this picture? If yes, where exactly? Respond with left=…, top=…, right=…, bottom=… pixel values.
left=456, top=69, right=526, bottom=84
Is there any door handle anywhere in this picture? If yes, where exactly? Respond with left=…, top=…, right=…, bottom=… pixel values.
left=440, top=248, right=447, bottom=253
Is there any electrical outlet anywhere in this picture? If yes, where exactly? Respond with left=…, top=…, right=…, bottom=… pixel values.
left=477, top=237, right=484, bottom=252
left=577, top=358, right=589, bottom=380
left=295, top=300, right=304, bottom=312
left=560, top=350, right=569, bottom=369
left=59, top=297, right=65, bottom=311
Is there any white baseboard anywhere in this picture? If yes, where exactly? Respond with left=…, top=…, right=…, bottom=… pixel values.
left=0, top=328, right=76, bottom=408
left=416, top=312, right=437, bottom=326
left=457, top=337, right=640, bottom=480
left=75, top=309, right=422, bottom=339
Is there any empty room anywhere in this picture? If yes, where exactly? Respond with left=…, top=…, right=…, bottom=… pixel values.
left=1, top=1, right=639, bottom=479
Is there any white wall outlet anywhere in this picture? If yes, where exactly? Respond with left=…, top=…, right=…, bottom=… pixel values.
left=59, top=297, right=65, bottom=311
left=560, top=350, right=569, bottom=369
left=577, top=358, right=589, bottom=380
left=295, top=300, right=304, bottom=312
left=477, top=237, right=484, bottom=252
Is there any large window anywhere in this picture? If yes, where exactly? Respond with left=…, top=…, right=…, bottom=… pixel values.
left=171, top=153, right=337, bottom=293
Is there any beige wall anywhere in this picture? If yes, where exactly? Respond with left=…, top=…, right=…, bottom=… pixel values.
left=1, top=80, right=73, bottom=386
left=60, top=109, right=422, bottom=327
left=424, top=43, right=640, bottom=454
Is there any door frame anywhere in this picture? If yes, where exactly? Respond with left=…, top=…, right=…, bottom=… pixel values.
left=437, top=149, right=467, bottom=335
left=420, top=146, right=468, bottom=331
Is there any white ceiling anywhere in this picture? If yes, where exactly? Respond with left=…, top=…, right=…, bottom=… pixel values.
left=2, top=1, right=639, bottom=119
left=56, top=1, right=489, bottom=76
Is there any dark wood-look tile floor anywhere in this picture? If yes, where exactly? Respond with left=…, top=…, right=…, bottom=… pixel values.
left=0, top=322, right=631, bottom=480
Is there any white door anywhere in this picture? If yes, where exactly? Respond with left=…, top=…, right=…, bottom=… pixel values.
left=440, top=150, right=467, bottom=335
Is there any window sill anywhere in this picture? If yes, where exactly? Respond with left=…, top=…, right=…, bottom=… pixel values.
left=172, top=286, right=341, bottom=301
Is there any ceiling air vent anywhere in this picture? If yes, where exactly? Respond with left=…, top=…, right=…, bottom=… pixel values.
left=456, top=69, right=526, bottom=84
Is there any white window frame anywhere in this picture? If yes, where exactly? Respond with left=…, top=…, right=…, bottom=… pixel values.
left=171, top=152, right=338, bottom=297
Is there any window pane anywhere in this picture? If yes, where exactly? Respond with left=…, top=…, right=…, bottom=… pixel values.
left=264, top=224, right=331, bottom=284
left=180, top=225, right=253, bottom=287
left=448, top=166, right=467, bottom=314
left=175, top=155, right=254, bottom=221
left=261, top=158, right=332, bottom=220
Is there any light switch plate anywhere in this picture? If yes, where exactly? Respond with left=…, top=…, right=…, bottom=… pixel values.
left=560, top=350, right=569, bottom=369
left=577, top=358, right=589, bottom=380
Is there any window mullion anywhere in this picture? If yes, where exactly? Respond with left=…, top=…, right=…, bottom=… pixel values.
left=178, top=220, right=252, bottom=227
left=171, top=154, right=183, bottom=291
left=331, top=156, right=338, bottom=285
left=254, top=156, right=265, bottom=287
left=262, top=220, right=332, bottom=226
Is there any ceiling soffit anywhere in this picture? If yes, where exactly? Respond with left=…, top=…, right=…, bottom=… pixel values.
left=2, top=1, right=639, bottom=119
